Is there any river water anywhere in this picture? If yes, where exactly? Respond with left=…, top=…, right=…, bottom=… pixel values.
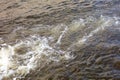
left=0, top=0, right=120, bottom=80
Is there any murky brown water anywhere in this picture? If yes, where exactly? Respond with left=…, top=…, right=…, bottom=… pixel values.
left=0, top=0, right=120, bottom=80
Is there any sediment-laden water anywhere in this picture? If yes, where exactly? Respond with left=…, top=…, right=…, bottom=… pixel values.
left=0, top=0, right=120, bottom=80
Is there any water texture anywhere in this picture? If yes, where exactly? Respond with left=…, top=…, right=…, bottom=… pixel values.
left=0, top=0, right=120, bottom=80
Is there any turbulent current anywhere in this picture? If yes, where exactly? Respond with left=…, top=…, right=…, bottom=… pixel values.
left=0, top=0, right=120, bottom=80
left=0, top=15, right=120, bottom=80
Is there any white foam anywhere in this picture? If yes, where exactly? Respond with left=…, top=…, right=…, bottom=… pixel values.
left=0, top=15, right=119, bottom=79
left=56, top=25, right=68, bottom=45
left=0, top=35, right=73, bottom=79
left=78, top=16, right=117, bottom=44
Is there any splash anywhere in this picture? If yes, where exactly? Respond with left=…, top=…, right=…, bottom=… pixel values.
left=56, top=25, right=68, bottom=45
left=78, top=16, right=116, bottom=44
left=0, top=15, right=119, bottom=80
left=66, top=15, right=119, bottom=51
left=0, top=35, right=74, bottom=80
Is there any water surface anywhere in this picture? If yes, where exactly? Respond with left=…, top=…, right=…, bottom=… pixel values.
left=0, top=0, right=120, bottom=80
